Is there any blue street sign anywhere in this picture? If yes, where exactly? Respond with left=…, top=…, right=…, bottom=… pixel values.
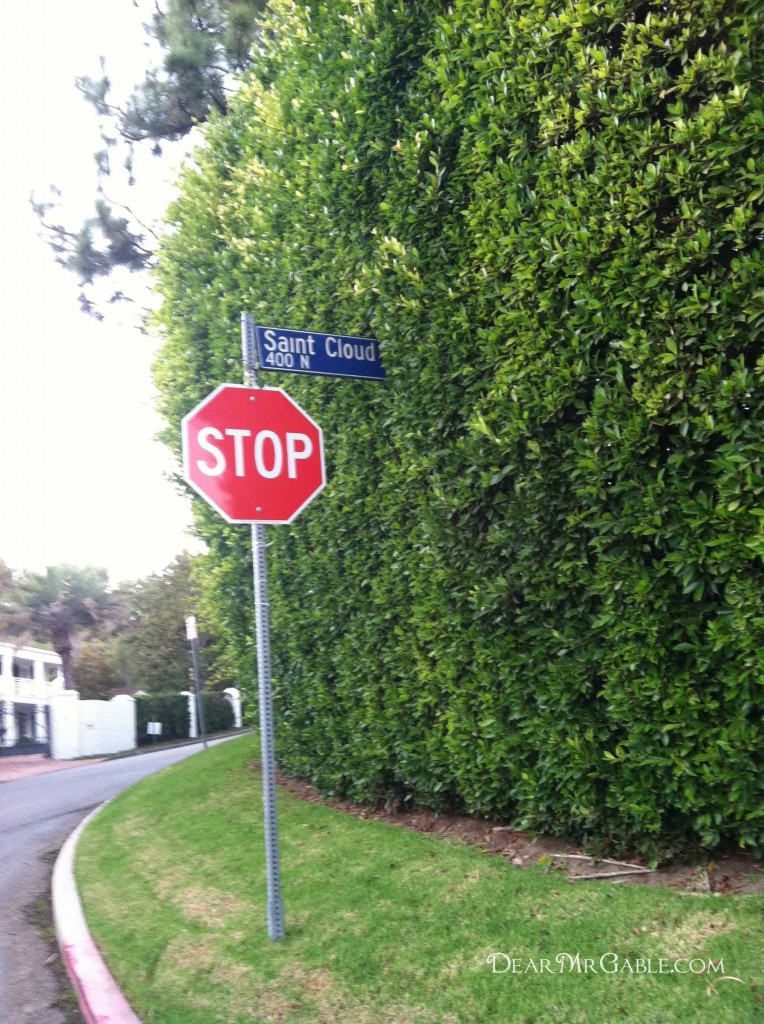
left=255, top=325, right=385, bottom=381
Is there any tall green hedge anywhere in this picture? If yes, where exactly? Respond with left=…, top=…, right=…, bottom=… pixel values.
left=135, top=692, right=234, bottom=744
left=153, top=0, right=764, bottom=859
left=136, top=694, right=191, bottom=744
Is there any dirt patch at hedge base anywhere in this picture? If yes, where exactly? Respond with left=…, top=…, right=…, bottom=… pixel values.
left=270, top=768, right=764, bottom=896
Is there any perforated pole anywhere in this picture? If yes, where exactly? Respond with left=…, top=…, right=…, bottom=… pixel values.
left=242, top=312, right=285, bottom=940
left=186, top=616, right=208, bottom=749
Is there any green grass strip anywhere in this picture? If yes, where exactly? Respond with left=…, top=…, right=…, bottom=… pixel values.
left=76, top=737, right=763, bottom=1024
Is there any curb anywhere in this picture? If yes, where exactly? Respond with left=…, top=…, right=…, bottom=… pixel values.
left=105, top=726, right=254, bottom=762
left=52, top=801, right=142, bottom=1024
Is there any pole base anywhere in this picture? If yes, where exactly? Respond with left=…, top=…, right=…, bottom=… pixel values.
left=267, top=897, right=285, bottom=941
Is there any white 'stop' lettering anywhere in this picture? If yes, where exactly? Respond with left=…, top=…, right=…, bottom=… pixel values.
left=195, top=428, right=313, bottom=480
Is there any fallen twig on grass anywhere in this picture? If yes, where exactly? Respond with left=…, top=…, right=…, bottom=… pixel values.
left=547, top=853, right=655, bottom=873
left=569, top=868, right=656, bottom=881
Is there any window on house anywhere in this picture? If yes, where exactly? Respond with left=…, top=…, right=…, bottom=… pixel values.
left=12, top=658, right=34, bottom=679
left=44, top=663, right=60, bottom=682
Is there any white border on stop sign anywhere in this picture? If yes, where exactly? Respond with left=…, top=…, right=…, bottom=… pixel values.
left=180, top=384, right=326, bottom=525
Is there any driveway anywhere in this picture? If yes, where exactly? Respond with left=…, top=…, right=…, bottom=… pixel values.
left=0, top=754, right=105, bottom=784
left=0, top=738, right=245, bottom=1024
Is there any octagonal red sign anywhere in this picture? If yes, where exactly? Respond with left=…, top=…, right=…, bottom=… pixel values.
left=181, top=385, right=326, bottom=524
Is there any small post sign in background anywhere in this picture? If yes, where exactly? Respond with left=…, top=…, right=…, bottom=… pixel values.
left=185, top=615, right=208, bottom=750
left=255, top=324, right=385, bottom=381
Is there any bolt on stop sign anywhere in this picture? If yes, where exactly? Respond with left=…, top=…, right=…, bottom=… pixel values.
left=181, top=385, right=326, bottom=524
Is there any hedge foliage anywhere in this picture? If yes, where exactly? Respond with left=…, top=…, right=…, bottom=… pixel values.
left=135, top=692, right=234, bottom=744
left=202, top=690, right=237, bottom=734
left=153, top=0, right=764, bottom=858
left=136, top=693, right=190, bottom=744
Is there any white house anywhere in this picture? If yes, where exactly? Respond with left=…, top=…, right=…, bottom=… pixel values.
left=0, top=641, right=65, bottom=753
left=1, top=640, right=239, bottom=759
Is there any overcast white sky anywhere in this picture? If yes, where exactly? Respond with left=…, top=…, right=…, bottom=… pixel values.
left=0, top=1, right=204, bottom=585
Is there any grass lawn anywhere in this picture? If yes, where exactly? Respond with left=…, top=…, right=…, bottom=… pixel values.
left=75, top=736, right=763, bottom=1024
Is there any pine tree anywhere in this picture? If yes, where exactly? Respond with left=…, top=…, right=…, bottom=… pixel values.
left=34, top=0, right=266, bottom=314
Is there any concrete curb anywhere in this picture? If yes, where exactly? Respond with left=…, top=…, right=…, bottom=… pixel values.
left=52, top=801, right=143, bottom=1024
left=105, top=726, right=254, bottom=762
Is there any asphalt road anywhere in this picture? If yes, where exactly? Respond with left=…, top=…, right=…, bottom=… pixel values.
left=0, top=737, right=245, bottom=1024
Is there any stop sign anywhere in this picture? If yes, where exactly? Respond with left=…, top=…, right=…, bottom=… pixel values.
left=181, top=385, right=326, bottom=524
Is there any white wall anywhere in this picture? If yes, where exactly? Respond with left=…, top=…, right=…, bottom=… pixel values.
left=78, top=696, right=136, bottom=757
left=50, top=693, right=136, bottom=760
left=49, top=692, right=80, bottom=760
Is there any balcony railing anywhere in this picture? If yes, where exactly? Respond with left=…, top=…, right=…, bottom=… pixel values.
left=0, top=676, right=65, bottom=702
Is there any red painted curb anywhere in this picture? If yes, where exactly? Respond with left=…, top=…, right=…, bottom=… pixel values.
left=52, top=805, right=142, bottom=1024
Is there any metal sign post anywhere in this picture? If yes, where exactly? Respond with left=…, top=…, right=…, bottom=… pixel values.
left=241, top=312, right=286, bottom=941
left=181, top=320, right=326, bottom=942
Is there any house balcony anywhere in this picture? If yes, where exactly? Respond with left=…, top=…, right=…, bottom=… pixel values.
left=0, top=675, right=64, bottom=703
left=0, top=641, right=65, bottom=708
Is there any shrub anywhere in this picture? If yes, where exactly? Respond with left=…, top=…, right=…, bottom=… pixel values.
left=153, top=0, right=764, bottom=859
left=135, top=693, right=191, bottom=745
left=201, top=691, right=235, bottom=734
left=136, top=691, right=234, bottom=744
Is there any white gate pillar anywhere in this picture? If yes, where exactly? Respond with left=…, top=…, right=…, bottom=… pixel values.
left=223, top=687, right=242, bottom=728
left=49, top=691, right=81, bottom=760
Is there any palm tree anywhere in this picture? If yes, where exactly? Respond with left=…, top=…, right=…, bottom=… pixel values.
left=0, top=565, right=116, bottom=690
